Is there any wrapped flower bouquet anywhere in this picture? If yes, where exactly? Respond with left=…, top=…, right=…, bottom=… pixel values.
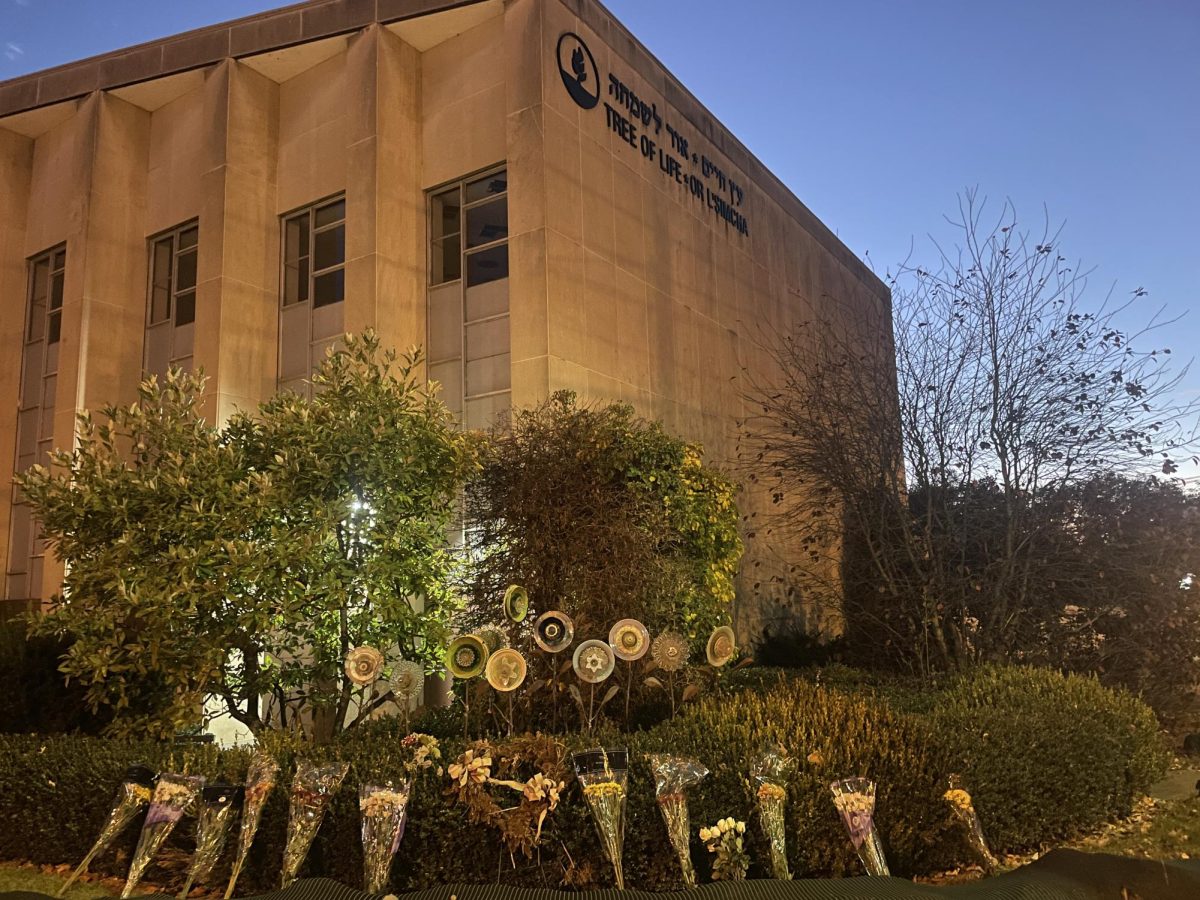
left=751, top=749, right=794, bottom=879
left=573, top=748, right=629, bottom=889
left=699, top=817, right=749, bottom=881
left=944, top=775, right=998, bottom=873
left=649, top=754, right=708, bottom=887
left=122, top=773, right=205, bottom=898
left=224, top=751, right=278, bottom=899
left=59, top=765, right=156, bottom=897
left=830, top=777, right=889, bottom=877
left=360, top=782, right=411, bottom=893
left=279, top=760, right=349, bottom=887
left=179, top=784, right=243, bottom=898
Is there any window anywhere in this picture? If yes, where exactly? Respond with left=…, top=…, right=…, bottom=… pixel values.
left=427, top=167, right=510, bottom=430
left=144, top=222, right=198, bottom=378
left=279, top=196, right=346, bottom=395
left=430, top=169, right=508, bottom=287
left=284, top=197, right=345, bottom=308
left=7, top=246, right=65, bottom=600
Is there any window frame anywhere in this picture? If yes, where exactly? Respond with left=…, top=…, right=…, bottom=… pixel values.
left=427, top=165, right=508, bottom=289
left=25, top=245, right=66, bottom=347
left=281, top=194, right=346, bottom=309
left=145, top=220, right=199, bottom=329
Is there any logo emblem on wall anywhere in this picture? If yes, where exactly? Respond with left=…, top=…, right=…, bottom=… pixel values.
left=557, top=32, right=599, bottom=110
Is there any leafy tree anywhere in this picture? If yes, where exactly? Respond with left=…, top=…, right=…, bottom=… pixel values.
left=464, top=391, right=742, bottom=641
left=746, top=192, right=1199, bottom=680
left=19, top=332, right=476, bottom=741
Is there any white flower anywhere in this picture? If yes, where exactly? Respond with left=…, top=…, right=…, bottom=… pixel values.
left=699, top=827, right=712, bottom=841
left=736, top=820, right=746, bottom=834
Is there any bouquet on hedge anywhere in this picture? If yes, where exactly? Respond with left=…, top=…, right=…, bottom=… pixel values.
left=122, top=773, right=205, bottom=898
left=359, top=782, right=411, bottom=893
left=698, top=817, right=749, bottom=881
left=573, top=748, right=629, bottom=889
left=829, top=777, right=889, bottom=877
left=944, top=775, right=998, bottom=873
left=179, top=784, right=244, bottom=899
left=224, top=750, right=278, bottom=899
left=279, top=760, right=349, bottom=887
left=59, top=765, right=157, bottom=897
left=751, top=748, right=793, bottom=880
left=649, top=754, right=708, bottom=887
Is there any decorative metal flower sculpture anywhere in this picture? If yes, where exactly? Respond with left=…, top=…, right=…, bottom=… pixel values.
left=345, top=646, right=385, bottom=686
left=503, top=584, right=530, bottom=623
left=573, top=639, right=616, bottom=683
left=446, top=634, right=489, bottom=679
left=608, top=618, right=650, bottom=662
left=533, top=610, right=575, bottom=653
left=391, top=660, right=424, bottom=702
left=651, top=631, right=689, bottom=672
left=486, top=648, right=528, bottom=692
left=706, top=625, right=737, bottom=668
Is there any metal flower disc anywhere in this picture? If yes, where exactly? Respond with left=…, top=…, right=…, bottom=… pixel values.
left=478, top=626, right=507, bottom=654
left=445, top=634, right=489, bottom=679
left=573, top=639, right=616, bottom=683
left=503, top=584, right=530, bottom=623
left=486, top=648, right=528, bottom=692
left=608, top=618, right=650, bottom=662
left=391, top=660, right=424, bottom=698
left=706, top=625, right=737, bottom=668
left=651, top=631, right=689, bottom=672
left=533, top=610, right=575, bottom=653
left=345, top=645, right=385, bottom=685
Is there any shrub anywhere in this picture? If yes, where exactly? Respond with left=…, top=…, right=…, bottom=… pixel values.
left=0, top=622, right=111, bottom=735
left=0, top=667, right=1166, bottom=891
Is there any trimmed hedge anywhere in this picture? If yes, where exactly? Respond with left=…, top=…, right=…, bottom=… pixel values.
left=0, top=667, right=1167, bottom=892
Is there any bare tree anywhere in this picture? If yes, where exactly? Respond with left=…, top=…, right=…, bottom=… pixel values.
left=745, top=191, right=1199, bottom=676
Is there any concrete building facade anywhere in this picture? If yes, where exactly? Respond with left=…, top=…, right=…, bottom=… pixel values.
left=0, top=0, right=891, bottom=638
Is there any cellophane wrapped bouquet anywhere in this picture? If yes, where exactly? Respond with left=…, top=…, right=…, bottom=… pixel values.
left=829, top=777, right=889, bottom=877
left=944, top=774, right=998, bottom=873
left=179, top=784, right=243, bottom=898
left=648, top=754, right=708, bottom=887
left=751, top=749, right=794, bottom=879
left=224, top=750, right=278, bottom=899
left=573, top=748, right=629, bottom=889
left=122, top=773, right=205, bottom=898
left=59, top=765, right=156, bottom=897
left=359, top=782, right=411, bottom=893
left=279, top=760, right=349, bottom=887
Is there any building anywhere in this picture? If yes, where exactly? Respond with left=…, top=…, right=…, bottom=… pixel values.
left=0, top=0, right=892, bottom=639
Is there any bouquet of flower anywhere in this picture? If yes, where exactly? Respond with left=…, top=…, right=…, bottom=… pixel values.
left=122, top=773, right=205, bottom=898
left=649, top=755, right=708, bottom=887
left=179, top=784, right=243, bottom=898
left=944, top=775, right=998, bottom=873
left=279, top=760, right=349, bottom=887
left=829, top=777, right=889, bottom=877
left=573, top=748, right=629, bottom=889
left=360, top=782, right=411, bottom=893
left=59, top=765, right=156, bottom=897
left=698, top=817, right=749, bottom=881
left=751, top=749, right=793, bottom=880
left=224, top=750, right=278, bottom=899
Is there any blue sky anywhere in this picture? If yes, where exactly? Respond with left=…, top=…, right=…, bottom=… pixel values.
left=2, top=0, right=1198, bottom=480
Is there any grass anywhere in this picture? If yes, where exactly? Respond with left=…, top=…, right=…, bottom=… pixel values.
left=0, top=861, right=115, bottom=899
left=1069, top=796, right=1200, bottom=861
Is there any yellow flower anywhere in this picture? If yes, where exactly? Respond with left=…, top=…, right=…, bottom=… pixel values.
left=806, top=750, right=824, bottom=766
left=944, top=788, right=974, bottom=811
left=583, top=780, right=625, bottom=799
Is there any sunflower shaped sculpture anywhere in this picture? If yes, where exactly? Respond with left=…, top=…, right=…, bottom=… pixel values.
left=391, top=660, right=424, bottom=703
left=503, top=584, right=530, bottom=623
left=446, top=634, right=489, bottom=679
left=345, top=646, right=385, bottom=686
left=478, top=626, right=507, bottom=654
left=650, top=631, right=689, bottom=672
left=573, top=640, right=616, bottom=683
left=608, top=619, right=650, bottom=662
left=486, top=648, right=528, bottom=692
left=706, top=626, right=737, bottom=667
left=533, top=610, right=575, bottom=653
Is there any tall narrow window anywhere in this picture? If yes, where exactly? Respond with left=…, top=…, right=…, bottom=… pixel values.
left=143, top=221, right=198, bottom=378
left=280, top=195, right=346, bottom=395
left=427, top=167, right=510, bottom=430
left=7, top=246, right=65, bottom=601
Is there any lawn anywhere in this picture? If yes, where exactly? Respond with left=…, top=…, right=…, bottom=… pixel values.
left=0, top=862, right=115, bottom=898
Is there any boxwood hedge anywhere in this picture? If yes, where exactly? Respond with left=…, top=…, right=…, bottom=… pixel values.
left=0, top=666, right=1166, bottom=893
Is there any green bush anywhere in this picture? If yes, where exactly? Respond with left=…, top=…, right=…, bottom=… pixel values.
left=0, top=622, right=111, bottom=735
left=0, top=667, right=1166, bottom=892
